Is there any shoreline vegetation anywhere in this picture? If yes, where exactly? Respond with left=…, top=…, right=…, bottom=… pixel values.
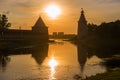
left=71, top=20, right=120, bottom=49
left=82, top=56, right=120, bottom=80
left=82, top=68, right=120, bottom=80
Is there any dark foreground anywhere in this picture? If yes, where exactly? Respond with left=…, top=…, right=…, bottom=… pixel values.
left=83, top=68, right=120, bottom=80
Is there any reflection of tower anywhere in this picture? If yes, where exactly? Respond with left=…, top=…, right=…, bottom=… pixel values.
left=31, top=44, right=49, bottom=64
left=0, top=43, right=48, bottom=71
left=77, top=44, right=87, bottom=77
left=78, top=8, right=88, bottom=39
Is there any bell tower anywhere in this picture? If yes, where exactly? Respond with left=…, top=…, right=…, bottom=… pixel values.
left=78, top=8, right=88, bottom=39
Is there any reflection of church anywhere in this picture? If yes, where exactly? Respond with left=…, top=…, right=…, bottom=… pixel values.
left=0, top=16, right=48, bottom=42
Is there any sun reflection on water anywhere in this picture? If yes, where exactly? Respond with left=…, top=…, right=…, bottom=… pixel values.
left=48, top=56, right=58, bottom=80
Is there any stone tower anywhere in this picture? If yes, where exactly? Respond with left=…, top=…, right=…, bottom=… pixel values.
left=32, top=16, right=48, bottom=33
left=32, top=16, right=48, bottom=41
left=78, top=8, right=88, bottom=39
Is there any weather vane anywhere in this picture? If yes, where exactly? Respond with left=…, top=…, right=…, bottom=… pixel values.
left=81, top=8, right=83, bottom=10
left=81, top=8, right=84, bottom=13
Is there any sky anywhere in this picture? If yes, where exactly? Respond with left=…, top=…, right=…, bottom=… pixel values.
left=0, top=0, right=120, bottom=34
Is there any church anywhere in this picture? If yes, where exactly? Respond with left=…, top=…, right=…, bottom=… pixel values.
left=0, top=16, right=49, bottom=43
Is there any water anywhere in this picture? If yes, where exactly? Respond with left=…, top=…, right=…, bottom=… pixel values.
left=0, top=40, right=119, bottom=80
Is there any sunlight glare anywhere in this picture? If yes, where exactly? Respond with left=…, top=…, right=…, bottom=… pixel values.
left=48, top=57, right=58, bottom=67
left=48, top=57, right=58, bottom=80
left=45, top=4, right=61, bottom=19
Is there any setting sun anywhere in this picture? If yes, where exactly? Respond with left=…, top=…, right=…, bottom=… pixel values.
left=45, top=4, right=61, bottom=19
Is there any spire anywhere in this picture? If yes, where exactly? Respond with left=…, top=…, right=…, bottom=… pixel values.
left=77, top=8, right=88, bottom=39
left=34, top=16, right=46, bottom=27
left=81, top=8, right=84, bottom=14
left=79, top=8, right=87, bottom=23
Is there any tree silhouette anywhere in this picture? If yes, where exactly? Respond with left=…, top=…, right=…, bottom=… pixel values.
left=0, top=14, right=11, bottom=29
left=87, top=20, right=120, bottom=39
left=87, top=23, right=97, bottom=32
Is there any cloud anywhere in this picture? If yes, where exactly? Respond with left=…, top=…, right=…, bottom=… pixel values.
left=0, top=0, right=7, bottom=4
left=13, top=0, right=38, bottom=8
left=96, top=0, right=120, bottom=3
left=0, top=0, right=5, bottom=2
left=3, top=11, right=11, bottom=15
left=106, top=0, right=120, bottom=3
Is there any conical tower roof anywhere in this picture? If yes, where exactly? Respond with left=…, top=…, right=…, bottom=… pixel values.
left=34, top=16, right=46, bottom=27
left=79, top=8, right=87, bottom=22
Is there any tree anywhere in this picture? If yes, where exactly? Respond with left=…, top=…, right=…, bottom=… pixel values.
left=95, top=20, right=120, bottom=38
left=0, top=14, right=11, bottom=29
left=87, top=23, right=97, bottom=32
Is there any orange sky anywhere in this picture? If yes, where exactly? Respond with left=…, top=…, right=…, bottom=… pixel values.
left=0, top=0, right=120, bottom=34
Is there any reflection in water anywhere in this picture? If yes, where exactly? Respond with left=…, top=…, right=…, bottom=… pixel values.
left=102, top=56, right=120, bottom=68
left=0, top=41, right=120, bottom=80
left=0, top=55, right=10, bottom=72
left=31, top=44, right=49, bottom=64
left=75, top=42, right=120, bottom=79
left=0, top=43, right=49, bottom=71
left=77, top=44, right=87, bottom=74
left=48, top=56, right=58, bottom=80
left=75, top=43, right=109, bottom=79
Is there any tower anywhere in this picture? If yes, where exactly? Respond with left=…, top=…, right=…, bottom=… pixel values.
left=32, top=16, right=48, bottom=41
left=78, top=8, right=88, bottom=39
left=32, top=16, right=48, bottom=33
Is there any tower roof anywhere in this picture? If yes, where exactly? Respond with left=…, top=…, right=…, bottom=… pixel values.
left=79, top=8, right=87, bottom=22
left=34, top=16, right=46, bottom=27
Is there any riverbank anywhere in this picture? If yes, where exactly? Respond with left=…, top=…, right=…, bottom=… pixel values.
left=82, top=68, right=120, bottom=80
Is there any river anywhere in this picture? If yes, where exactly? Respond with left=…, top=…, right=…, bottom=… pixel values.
left=0, top=40, right=119, bottom=80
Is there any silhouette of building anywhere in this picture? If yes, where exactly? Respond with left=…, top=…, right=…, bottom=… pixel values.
left=78, top=8, right=88, bottom=39
left=53, top=32, right=57, bottom=37
left=50, top=32, right=76, bottom=39
left=58, top=32, right=64, bottom=37
left=0, top=16, right=48, bottom=43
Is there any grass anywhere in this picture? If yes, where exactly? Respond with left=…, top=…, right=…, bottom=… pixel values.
left=82, top=68, right=120, bottom=80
